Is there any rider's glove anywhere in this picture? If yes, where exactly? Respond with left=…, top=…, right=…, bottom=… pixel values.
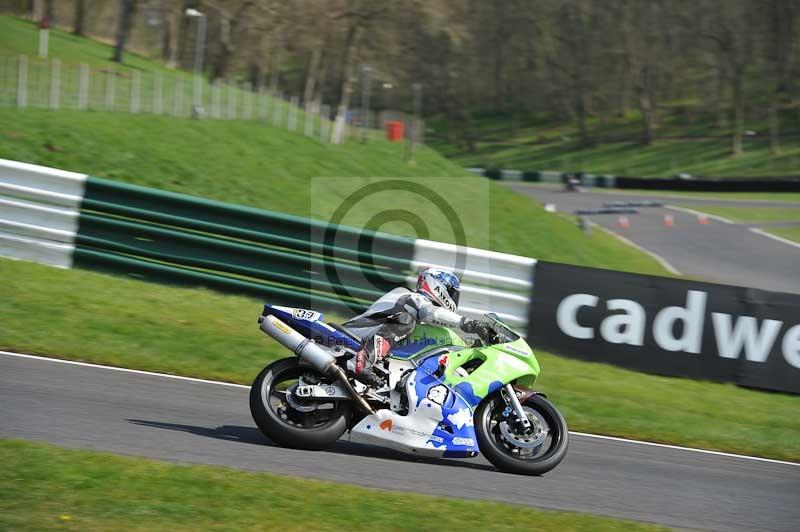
left=460, top=318, right=497, bottom=344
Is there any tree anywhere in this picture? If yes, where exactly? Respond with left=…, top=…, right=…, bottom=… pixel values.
left=112, top=0, right=138, bottom=63
left=764, top=0, right=799, bottom=155
left=73, top=0, right=86, bottom=36
left=546, top=0, right=597, bottom=147
left=44, top=0, right=55, bottom=24
left=330, top=1, right=389, bottom=144
left=702, top=0, right=756, bottom=156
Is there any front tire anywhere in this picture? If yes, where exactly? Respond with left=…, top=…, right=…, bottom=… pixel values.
left=249, top=357, right=350, bottom=451
left=475, top=393, right=568, bottom=475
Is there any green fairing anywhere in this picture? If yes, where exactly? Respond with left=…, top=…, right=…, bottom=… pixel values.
left=395, top=323, right=541, bottom=397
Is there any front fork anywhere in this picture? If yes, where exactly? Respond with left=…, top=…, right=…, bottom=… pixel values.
left=503, top=383, right=532, bottom=430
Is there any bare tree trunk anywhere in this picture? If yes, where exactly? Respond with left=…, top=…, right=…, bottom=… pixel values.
left=637, top=66, right=656, bottom=145
left=576, top=92, right=590, bottom=147
left=768, top=100, right=781, bottom=155
left=73, top=0, right=86, bottom=36
left=162, top=16, right=172, bottom=63
left=638, top=93, right=655, bottom=146
left=332, top=24, right=361, bottom=144
left=112, top=0, right=137, bottom=63
left=269, top=44, right=282, bottom=93
left=44, top=0, right=54, bottom=24
left=619, top=61, right=632, bottom=118
left=163, top=2, right=183, bottom=68
left=303, top=48, right=322, bottom=106
left=715, top=67, right=727, bottom=129
left=731, top=72, right=744, bottom=156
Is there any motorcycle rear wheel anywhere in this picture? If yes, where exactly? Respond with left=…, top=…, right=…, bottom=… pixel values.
left=475, top=393, right=568, bottom=475
left=250, top=357, right=350, bottom=450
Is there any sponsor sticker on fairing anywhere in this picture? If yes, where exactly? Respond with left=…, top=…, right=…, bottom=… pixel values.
left=427, top=385, right=448, bottom=406
left=452, top=437, right=475, bottom=447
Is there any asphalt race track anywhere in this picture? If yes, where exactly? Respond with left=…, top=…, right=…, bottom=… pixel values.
left=2, top=353, right=798, bottom=531
left=505, top=184, right=800, bottom=294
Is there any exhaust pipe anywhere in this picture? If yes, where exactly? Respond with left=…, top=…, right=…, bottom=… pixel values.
left=259, top=315, right=375, bottom=415
left=260, top=315, right=336, bottom=377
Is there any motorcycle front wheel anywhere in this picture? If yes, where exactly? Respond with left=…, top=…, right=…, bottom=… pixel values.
left=475, top=393, right=568, bottom=475
left=249, top=357, right=350, bottom=450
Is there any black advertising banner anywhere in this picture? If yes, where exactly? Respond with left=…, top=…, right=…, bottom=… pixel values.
left=529, top=262, right=800, bottom=394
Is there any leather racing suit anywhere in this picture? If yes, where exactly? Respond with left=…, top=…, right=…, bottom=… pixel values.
left=342, top=287, right=494, bottom=378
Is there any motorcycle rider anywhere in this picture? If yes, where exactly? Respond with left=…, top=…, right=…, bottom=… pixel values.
left=342, top=267, right=497, bottom=385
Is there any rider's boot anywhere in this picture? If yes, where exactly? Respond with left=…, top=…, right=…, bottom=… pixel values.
left=349, top=335, right=391, bottom=388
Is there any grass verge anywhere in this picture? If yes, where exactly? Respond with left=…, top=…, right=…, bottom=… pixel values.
left=763, top=226, right=800, bottom=244
left=0, top=439, right=668, bottom=532
left=3, top=258, right=799, bottom=461
left=677, top=205, right=800, bottom=223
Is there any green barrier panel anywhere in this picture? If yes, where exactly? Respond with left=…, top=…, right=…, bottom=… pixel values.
left=79, top=198, right=411, bottom=271
left=75, top=176, right=420, bottom=311
left=77, top=213, right=403, bottom=298
left=84, top=177, right=417, bottom=265
left=73, top=247, right=370, bottom=313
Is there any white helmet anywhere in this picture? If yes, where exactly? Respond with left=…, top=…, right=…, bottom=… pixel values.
left=416, top=268, right=461, bottom=312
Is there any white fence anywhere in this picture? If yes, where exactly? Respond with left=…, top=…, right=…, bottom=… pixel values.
left=0, top=55, right=423, bottom=145
left=0, top=54, right=346, bottom=141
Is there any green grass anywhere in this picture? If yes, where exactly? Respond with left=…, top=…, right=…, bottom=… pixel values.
left=0, top=440, right=668, bottom=532
left=3, top=258, right=799, bottom=461
left=0, top=107, right=670, bottom=276
left=763, top=226, right=800, bottom=243
left=681, top=205, right=800, bottom=223
left=430, top=109, right=800, bottom=178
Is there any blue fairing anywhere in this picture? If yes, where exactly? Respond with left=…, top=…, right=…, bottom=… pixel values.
left=262, top=304, right=361, bottom=350
left=389, top=338, right=439, bottom=359
left=413, top=354, right=479, bottom=457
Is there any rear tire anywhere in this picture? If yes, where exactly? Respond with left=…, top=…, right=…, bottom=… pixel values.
left=249, top=357, right=350, bottom=451
left=475, top=393, right=568, bottom=475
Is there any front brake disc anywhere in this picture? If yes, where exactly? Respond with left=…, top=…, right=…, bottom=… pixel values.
left=499, top=407, right=549, bottom=449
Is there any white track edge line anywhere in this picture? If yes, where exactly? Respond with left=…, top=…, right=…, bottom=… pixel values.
left=568, top=431, right=799, bottom=467
left=749, top=227, right=800, bottom=251
left=594, top=224, right=682, bottom=275
left=3, top=350, right=798, bottom=467
left=0, top=350, right=249, bottom=389
left=666, top=205, right=735, bottom=224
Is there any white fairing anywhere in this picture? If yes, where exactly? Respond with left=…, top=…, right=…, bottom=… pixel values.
left=348, top=364, right=450, bottom=457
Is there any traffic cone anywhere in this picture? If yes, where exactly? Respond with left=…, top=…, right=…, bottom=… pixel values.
left=697, top=213, right=709, bottom=225
left=663, top=214, right=675, bottom=227
left=617, top=216, right=630, bottom=229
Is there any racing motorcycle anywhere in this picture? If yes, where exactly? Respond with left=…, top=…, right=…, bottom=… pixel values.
left=249, top=304, right=568, bottom=475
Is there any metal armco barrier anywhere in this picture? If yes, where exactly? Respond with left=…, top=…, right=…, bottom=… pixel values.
left=470, top=165, right=800, bottom=192
left=529, top=261, right=800, bottom=394
left=615, top=176, right=800, bottom=192
left=0, top=158, right=534, bottom=327
left=0, top=159, right=85, bottom=268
